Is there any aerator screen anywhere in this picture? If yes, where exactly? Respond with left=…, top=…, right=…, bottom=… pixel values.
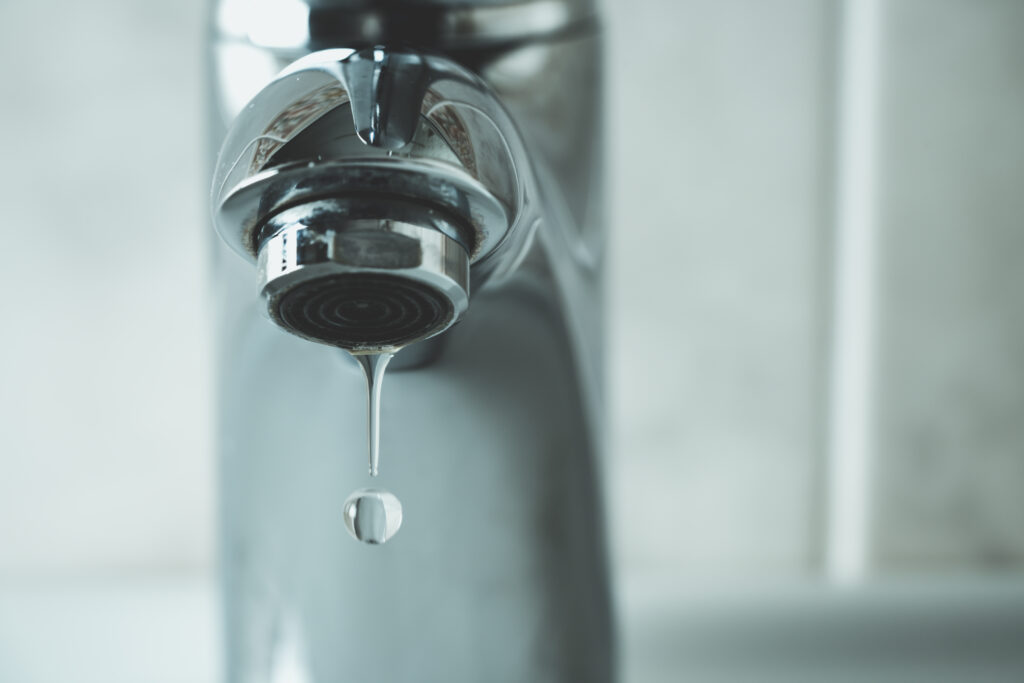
left=272, top=273, right=456, bottom=350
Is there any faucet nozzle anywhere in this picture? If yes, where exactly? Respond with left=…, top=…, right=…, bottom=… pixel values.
left=212, top=47, right=530, bottom=353
left=256, top=200, right=470, bottom=351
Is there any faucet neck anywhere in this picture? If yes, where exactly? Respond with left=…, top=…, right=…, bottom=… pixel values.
left=215, top=0, right=597, bottom=53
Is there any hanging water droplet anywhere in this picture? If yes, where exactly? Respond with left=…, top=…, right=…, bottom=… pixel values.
left=343, top=488, right=403, bottom=544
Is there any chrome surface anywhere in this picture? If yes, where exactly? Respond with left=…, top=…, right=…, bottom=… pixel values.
left=212, top=46, right=534, bottom=350
left=216, top=0, right=596, bottom=52
left=210, top=1, right=610, bottom=681
left=212, top=48, right=521, bottom=267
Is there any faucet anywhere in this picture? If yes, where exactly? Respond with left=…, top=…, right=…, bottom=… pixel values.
left=209, top=1, right=612, bottom=680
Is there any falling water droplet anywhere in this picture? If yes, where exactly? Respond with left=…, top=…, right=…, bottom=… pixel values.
left=343, top=488, right=403, bottom=544
left=352, top=352, right=393, bottom=477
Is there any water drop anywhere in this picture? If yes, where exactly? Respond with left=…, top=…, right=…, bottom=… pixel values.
left=352, top=352, right=393, bottom=477
left=343, top=489, right=403, bottom=544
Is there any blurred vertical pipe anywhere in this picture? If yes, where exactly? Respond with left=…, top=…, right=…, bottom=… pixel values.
left=825, top=0, right=883, bottom=584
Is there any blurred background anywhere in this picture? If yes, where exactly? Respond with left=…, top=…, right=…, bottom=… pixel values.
left=2, top=0, right=1023, bottom=681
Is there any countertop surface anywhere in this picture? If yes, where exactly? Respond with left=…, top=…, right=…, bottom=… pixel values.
left=2, top=577, right=1024, bottom=682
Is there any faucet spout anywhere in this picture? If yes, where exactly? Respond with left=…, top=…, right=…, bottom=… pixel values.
left=341, top=47, right=430, bottom=149
left=209, top=3, right=613, bottom=679
left=212, top=47, right=532, bottom=353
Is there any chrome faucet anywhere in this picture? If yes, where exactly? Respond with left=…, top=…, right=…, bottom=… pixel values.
left=209, top=1, right=612, bottom=680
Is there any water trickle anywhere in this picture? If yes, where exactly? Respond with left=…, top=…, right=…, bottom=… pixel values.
left=346, top=351, right=402, bottom=544
left=353, top=352, right=394, bottom=477
left=343, top=488, right=403, bottom=544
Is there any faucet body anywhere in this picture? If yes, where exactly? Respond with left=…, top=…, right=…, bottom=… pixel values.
left=209, top=1, right=612, bottom=680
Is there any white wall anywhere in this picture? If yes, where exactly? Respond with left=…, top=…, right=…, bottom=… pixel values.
left=873, top=0, right=1024, bottom=569
left=0, top=1, right=213, bottom=576
left=606, top=0, right=833, bottom=578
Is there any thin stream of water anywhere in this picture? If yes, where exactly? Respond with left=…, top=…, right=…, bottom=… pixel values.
left=346, top=351, right=403, bottom=545
left=353, top=352, right=394, bottom=477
